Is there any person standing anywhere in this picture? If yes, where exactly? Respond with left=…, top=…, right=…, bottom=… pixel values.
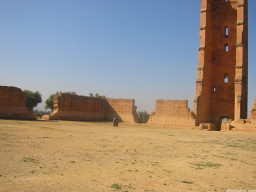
left=115, top=118, right=119, bottom=127
left=113, top=117, right=116, bottom=127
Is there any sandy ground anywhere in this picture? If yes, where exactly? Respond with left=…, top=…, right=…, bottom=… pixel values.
left=0, top=120, right=256, bottom=192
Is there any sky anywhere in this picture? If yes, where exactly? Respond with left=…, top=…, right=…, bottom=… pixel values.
left=0, top=0, right=255, bottom=115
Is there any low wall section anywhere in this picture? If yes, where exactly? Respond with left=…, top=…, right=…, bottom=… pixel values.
left=148, top=100, right=195, bottom=127
left=221, top=99, right=256, bottom=132
left=0, top=86, right=35, bottom=120
left=49, top=93, right=138, bottom=123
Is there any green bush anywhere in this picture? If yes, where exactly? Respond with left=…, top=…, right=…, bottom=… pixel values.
left=23, top=90, right=42, bottom=110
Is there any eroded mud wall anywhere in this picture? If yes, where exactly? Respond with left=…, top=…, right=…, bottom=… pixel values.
left=49, top=94, right=138, bottom=123
left=148, top=100, right=195, bottom=127
left=0, top=86, right=35, bottom=120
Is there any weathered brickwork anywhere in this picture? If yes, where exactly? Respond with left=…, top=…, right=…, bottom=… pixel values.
left=0, top=86, right=35, bottom=120
left=220, top=100, right=256, bottom=132
left=148, top=100, right=195, bottom=127
left=49, top=94, right=106, bottom=121
left=194, top=0, right=248, bottom=130
left=49, top=93, right=138, bottom=123
left=105, top=99, right=138, bottom=123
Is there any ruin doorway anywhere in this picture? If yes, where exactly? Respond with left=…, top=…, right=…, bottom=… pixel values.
left=216, top=117, right=229, bottom=131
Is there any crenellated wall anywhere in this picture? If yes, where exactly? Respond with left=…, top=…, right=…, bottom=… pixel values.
left=0, top=86, right=35, bottom=120
left=148, top=100, right=195, bottom=127
left=49, top=93, right=138, bottom=123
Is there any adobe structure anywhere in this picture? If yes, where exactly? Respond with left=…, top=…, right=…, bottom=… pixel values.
left=194, top=0, right=248, bottom=130
left=148, top=100, right=195, bottom=127
left=49, top=93, right=138, bottom=123
left=221, top=100, right=256, bottom=132
left=0, top=86, right=35, bottom=120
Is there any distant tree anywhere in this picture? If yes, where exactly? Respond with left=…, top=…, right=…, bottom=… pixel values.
left=64, top=91, right=77, bottom=95
left=33, top=110, right=51, bottom=116
left=137, top=111, right=150, bottom=123
left=89, top=93, right=107, bottom=99
left=45, top=91, right=77, bottom=111
left=23, top=90, right=42, bottom=110
left=45, top=93, right=56, bottom=111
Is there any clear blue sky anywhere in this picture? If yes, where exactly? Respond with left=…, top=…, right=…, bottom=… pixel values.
left=0, top=0, right=255, bottom=115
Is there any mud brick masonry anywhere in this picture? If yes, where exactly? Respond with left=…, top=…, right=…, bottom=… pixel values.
left=148, top=100, right=195, bottom=127
left=194, top=0, right=248, bottom=130
left=0, top=86, right=35, bottom=120
left=49, top=93, right=138, bottom=123
left=0, top=0, right=255, bottom=131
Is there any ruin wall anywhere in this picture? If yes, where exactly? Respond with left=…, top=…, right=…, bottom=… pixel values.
left=49, top=93, right=138, bottom=123
left=148, top=100, right=195, bottom=127
left=49, top=94, right=106, bottom=121
left=220, top=99, right=256, bottom=132
left=0, top=86, right=35, bottom=120
left=106, top=99, right=138, bottom=123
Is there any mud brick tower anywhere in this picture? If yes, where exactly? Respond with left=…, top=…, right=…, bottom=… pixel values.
left=194, top=0, right=248, bottom=130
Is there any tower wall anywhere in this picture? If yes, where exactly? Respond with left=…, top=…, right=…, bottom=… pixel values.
left=194, top=0, right=248, bottom=130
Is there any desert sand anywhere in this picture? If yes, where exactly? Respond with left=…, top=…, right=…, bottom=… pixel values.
left=0, top=119, right=255, bottom=192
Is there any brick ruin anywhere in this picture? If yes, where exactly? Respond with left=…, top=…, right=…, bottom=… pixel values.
left=221, top=100, right=256, bottom=132
left=148, top=100, right=195, bottom=127
left=0, top=0, right=254, bottom=132
left=0, top=88, right=138, bottom=123
left=194, top=0, right=248, bottom=130
left=147, top=0, right=254, bottom=131
left=0, top=86, right=35, bottom=120
left=0, top=85, right=254, bottom=131
left=49, top=93, right=138, bottom=123
left=105, top=98, right=138, bottom=123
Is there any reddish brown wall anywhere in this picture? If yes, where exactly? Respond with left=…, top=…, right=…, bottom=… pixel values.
left=49, top=93, right=138, bottom=123
left=49, top=94, right=106, bottom=121
left=148, top=100, right=195, bottom=127
left=0, top=86, right=35, bottom=120
left=194, top=0, right=248, bottom=130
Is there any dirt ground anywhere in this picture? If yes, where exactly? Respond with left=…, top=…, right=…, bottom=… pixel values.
left=0, top=120, right=255, bottom=192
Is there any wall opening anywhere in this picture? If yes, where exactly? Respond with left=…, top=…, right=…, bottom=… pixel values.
left=215, top=117, right=230, bottom=131
left=218, top=117, right=230, bottom=131
left=225, top=27, right=229, bottom=37
left=224, top=74, right=229, bottom=83
left=225, top=44, right=229, bottom=52
left=221, top=118, right=228, bottom=123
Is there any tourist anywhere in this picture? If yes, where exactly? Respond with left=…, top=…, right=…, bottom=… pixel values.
left=113, top=117, right=116, bottom=127
left=115, top=118, right=119, bottom=127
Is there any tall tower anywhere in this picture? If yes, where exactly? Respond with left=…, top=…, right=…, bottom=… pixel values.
left=194, top=0, right=248, bottom=130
